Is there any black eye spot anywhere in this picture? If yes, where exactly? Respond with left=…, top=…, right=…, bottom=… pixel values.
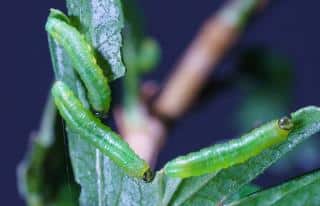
left=143, top=169, right=154, bottom=183
left=278, top=116, right=294, bottom=130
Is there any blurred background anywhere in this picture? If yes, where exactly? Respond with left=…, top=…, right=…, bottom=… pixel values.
left=2, top=0, right=320, bottom=204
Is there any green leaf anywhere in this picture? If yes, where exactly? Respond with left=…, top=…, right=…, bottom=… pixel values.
left=163, top=106, right=320, bottom=206
left=65, top=0, right=126, bottom=80
left=17, top=96, right=79, bottom=206
left=228, top=170, right=320, bottom=206
left=227, top=184, right=260, bottom=203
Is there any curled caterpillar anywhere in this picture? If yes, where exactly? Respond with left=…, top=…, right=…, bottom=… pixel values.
left=46, top=9, right=111, bottom=114
left=52, top=81, right=154, bottom=182
left=164, top=117, right=294, bottom=178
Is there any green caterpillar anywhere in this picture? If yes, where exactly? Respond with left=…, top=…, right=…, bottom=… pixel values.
left=52, top=81, right=154, bottom=182
left=164, top=117, right=294, bottom=178
left=46, top=9, right=111, bottom=114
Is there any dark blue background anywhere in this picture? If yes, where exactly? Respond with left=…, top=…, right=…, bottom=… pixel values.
left=3, top=0, right=320, bottom=204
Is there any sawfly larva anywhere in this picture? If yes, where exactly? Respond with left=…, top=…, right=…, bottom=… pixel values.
left=52, top=81, right=154, bottom=182
left=164, top=117, right=293, bottom=178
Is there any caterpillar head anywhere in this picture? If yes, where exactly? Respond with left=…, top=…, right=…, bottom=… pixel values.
left=278, top=116, right=294, bottom=131
left=143, top=169, right=155, bottom=183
